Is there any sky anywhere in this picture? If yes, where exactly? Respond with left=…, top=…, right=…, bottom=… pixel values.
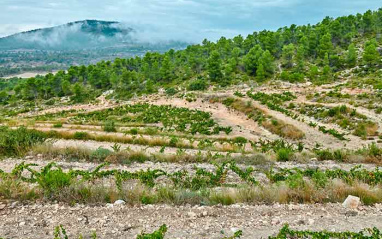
left=0, top=0, right=381, bottom=42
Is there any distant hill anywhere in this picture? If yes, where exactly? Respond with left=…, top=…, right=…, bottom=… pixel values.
left=0, top=20, right=138, bottom=51
left=0, top=20, right=189, bottom=76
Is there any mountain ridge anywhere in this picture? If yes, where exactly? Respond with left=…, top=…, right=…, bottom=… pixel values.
left=0, top=20, right=136, bottom=51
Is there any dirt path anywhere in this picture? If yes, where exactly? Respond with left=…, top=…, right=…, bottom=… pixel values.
left=1, top=202, right=381, bottom=239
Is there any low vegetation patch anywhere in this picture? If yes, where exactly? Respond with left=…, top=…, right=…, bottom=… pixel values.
left=0, top=126, right=46, bottom=157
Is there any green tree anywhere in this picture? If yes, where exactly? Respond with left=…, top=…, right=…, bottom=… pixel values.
left=256, top=63, right=266, bottom=81
left=363, top=40, right=380, bottom=66
left=318, top=33, right=333, bottom=58
left=243, top=45, right=263, bottom=76
left=207, top=50, right=223, bottom=82
left=259, top=50, right=275, bottom=76
left=160, top=55, right=173, bottom=81
left=346, top=43, right=357, bottom=67
left=282, top=43, right=295, bottom=68
left=61, top=80, right=71, bottom=95
left=295, top=45, right=305, bottom=73
left=321, top=53, right=332, bottom=82
left=71, top=83, right=87, bottom=103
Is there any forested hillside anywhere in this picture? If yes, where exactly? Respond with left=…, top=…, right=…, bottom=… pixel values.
left=1, top=9, right=381, bottom=104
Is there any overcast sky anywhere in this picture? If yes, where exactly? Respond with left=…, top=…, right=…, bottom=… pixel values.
left=0, top=0, right=381, bottom=42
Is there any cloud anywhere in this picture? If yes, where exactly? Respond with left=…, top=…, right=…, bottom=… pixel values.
left=0, top=0, right=381, bottom=43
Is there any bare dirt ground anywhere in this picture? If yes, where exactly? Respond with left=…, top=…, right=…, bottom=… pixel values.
left=2, top=71, right=59, bottom=79
left=1, top=202, right=381, bottom=239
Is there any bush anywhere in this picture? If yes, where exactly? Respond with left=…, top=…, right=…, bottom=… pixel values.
left=45, top=99, right=55, bottom=106
left=0, top=126, right=46, bottom=156
left=73, top=132, right=89, bottom=140
left=130, top=128, right=139, bottom=135
left=53, top=123, right=63, bottom=128
left=103, top=121, right=117, bottom=132
left=276, top=148, right=293, bottom=162
left=35, top=165, right=72, bottom=197
left=169, top=136, right=179, bottom=147
left=165, top=87, right=178, bottom=96
left=315, top=149, right=335, bottom=161
left=188, top=79, right=207, bottom=91
left=233, top=137, right=248, bottom=146
left=90, top=147, right=113, bottom=161
left=286, top=173, right=305, bottom=189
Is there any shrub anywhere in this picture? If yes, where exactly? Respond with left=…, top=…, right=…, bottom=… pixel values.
left=222, top=98, right=235, bottom=106
left=90, top=147, right=113, bottom=161
left=276, top=148, right=293, bottom=162
left=312, top=171, right=328, bottom=188
left=0, top=126, right=46, bottom=157
left=233, top=137, right=248, bottom=147
left=169, top=136, right=179, bottom=147
left=45, top=99, right=55, bottom=106
left=188, top=79, right=207, bottom=91
left=53, top=123, right=63, bottom=128
left=103, top=121, right=117, bottom=132
left=73, top=132, right=89, bottom=140
left=286, top=173, right=305, bottom=189
left=165, top=87, right=178, bottom=96
left=315, top=149, right=335, bottom=161
left=36, top=166, right=73, bottom=197
left=136, top=224, right=167, bottom=239
left=233, top=91, right=245, bottom=97
left=130, top=128, right=139, bottom=135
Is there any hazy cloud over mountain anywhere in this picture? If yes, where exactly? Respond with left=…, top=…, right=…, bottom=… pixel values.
left=1, top=0, right=381, bottom=42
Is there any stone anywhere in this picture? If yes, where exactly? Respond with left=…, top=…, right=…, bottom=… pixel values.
left=342, top=195, right=360, bottom=209
left=114, top=200, right=126, bottom=205
left=187, top=211, right=197, bottom=219
left=345, top=210, right=358, bottom=217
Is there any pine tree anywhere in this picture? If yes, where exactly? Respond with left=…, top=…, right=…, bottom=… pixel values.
left=363, top=40, right=380, bottom=66
left=160, top=55, right=173, bottom=81
left=318, top=33, right=333, bottom=58
left=346, top=43, right=357, bottom=67
left=207, top=50, right=223, bottom=82
left=243, top=45, right=263, bottom=76
left=256, top=63, right=265, bottom=81
left=282, top=43, right=295, bottom=68
left=260, top=50, right=275, bottom=76
left=295, top=45, right=305, bottom=73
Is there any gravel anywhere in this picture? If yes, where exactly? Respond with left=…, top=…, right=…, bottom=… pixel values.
left=1, top=202, right=382, bottom=238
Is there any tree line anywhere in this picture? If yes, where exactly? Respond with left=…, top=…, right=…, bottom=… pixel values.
left=1, top=9, right=381, bottom=104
